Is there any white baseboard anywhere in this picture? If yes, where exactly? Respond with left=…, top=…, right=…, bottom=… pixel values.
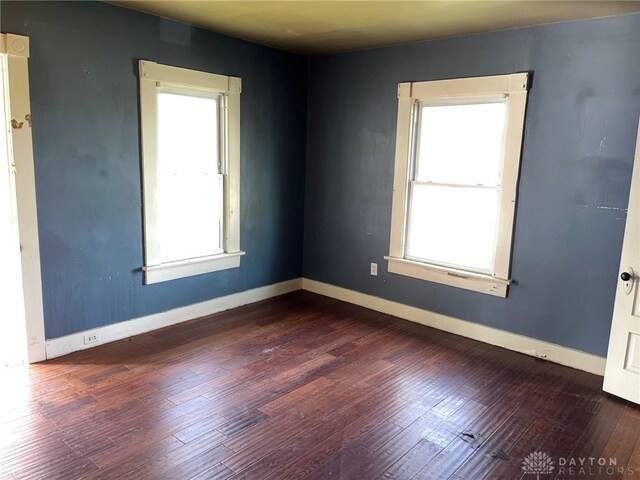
left=44, top=275, right=606, bottom=377
left=44, top=278, right=302, bottom=360
left=301, top=278, right=606, bottom=376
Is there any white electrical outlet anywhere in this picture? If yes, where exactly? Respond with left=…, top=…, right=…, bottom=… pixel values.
left=370, top=262, right=378, bottom=276
left=83, top=332, right=100, bottom=345
left=534, top=349, right=549, bottom=359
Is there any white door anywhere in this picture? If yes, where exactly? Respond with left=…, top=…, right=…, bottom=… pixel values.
left=0, top=54, right=28, bottom=366
left=603, top=118, right=640, bottom=404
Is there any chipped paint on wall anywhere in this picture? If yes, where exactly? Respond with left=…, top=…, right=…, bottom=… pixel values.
left=10, top=114, right=31, bottom=130
left=580, top=204, right=628, bottom=213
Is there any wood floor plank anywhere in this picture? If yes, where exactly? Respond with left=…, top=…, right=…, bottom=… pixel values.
left=358, top=420, right=404, bottom=452
left=454, top=408, right=535, bottom=479
left=89, top=396, right=214, bottom=468
left=554, top=395, right=627, bottom=479
left=626, top=436, right=640, bottom=479
left=158, top=452, right=234, bottom=480
left=79, top=436, right=185, bottom=480
left=481, top=417, right=558, bottom=480
left=12, top=450, right=97, bottom=480
left=191, top=463, right=235, bottom=480
left=0, top=291, right=637, bottom=480
left=601, top=404, right=640, bottom=479
left=173, top=414, right=228, bottom=444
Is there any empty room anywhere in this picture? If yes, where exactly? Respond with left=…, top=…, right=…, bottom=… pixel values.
left=1, top=1, right=640, bottom=479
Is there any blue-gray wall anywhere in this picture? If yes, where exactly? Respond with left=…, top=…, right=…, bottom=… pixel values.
left=303, top=14, right=640, bottom=357
left=0, top=1, right=308, bottom=339
left=2, top=1, right=638, bottom=356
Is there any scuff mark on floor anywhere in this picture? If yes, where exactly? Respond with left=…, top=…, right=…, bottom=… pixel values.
left=461, top=430, right=485, bottom=448
left=489, top=448, right=510, bottom=461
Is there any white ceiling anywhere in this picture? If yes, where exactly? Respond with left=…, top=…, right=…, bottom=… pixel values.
left=110, top=1, right=640, bottom=55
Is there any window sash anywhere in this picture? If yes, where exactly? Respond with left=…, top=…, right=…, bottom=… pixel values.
left=404, top=97, right=507, bottom=275
left=154, top=173, right=225, bottom=263
left=412, top=98, right=507, bottom=186
left=153, top=86, right=225, bottom=264
left=157, top=85, right=227, bottom=176
left=405, top=182, right=500, bottom=274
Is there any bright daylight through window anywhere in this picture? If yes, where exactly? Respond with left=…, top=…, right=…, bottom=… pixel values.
left=386, top=74, right=529, bottom=297
left=156, top=91, right=223, bottom=261
left=139, top=61, right=243, bottom=284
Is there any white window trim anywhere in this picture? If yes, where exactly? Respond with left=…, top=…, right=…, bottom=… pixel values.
left=386, top=73, right=529, bottom=297
left=139, top=60, right=243, bottom=285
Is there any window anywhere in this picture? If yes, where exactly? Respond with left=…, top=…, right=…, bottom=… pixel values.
left=386, top=73, right=529, bottom=297
left=139, top=61, right=243, bottom=284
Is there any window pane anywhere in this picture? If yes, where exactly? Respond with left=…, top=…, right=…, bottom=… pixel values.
left=406, top=184, right=499, bottom=272
left=156, top=92, right=222, bottom=262
left=415, top=102, right=506, bottom=186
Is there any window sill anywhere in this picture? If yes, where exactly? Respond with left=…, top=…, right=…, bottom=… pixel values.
left=143, top=251, right=245, bottom=285
left=384, top=256, right=510, bottom=297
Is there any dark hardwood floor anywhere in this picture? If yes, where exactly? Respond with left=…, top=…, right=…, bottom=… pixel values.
left=1, top=291, right=639, bottom=480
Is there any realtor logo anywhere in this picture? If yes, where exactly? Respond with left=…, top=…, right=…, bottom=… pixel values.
left=522, top=451, right=555, bottom=479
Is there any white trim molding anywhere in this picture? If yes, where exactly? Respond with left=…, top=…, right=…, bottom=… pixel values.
left=301, top=278, right=606, bottom=376
left=139, top=60, right=243, bottom=285
left=44, top=275, right=606, bottom=377
left=143, top=251, right=245, bottom=284
left=387, top=73, right=529, bottom=297
left=385, top=256, right=510, bottom=297
left=45, top=278, right=302, bottom=359
left=1, top=33, right=46, bottom=363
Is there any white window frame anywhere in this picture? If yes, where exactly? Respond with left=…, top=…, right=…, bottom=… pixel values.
left=385, top=73, right=529, bottom=297
left=139, top=60, right=244, bottom=284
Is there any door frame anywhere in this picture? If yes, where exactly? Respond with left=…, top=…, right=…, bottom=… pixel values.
left=1, top=33, right=46, bottom=363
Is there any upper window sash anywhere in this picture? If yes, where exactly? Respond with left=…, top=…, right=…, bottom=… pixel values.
left=157, top=85, right=227, bottom=176
left=405, top=98, right=505, bottom=274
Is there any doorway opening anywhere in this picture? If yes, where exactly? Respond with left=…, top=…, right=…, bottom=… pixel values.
left=0, top=53, right=28, bottom=366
